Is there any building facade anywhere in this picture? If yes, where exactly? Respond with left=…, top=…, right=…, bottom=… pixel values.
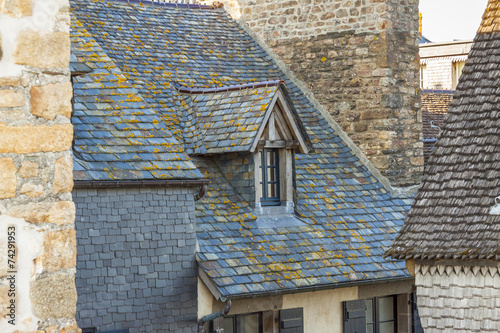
left=420, top=40, right=473, bottom=90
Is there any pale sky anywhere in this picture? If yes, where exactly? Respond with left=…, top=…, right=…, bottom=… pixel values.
left=420, top=0, right=489, bottom=42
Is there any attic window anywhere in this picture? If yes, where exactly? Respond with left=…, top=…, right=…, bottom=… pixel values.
left=259, top=149, right=280, bottom=206
left=254, top=105, right=296, bottom=213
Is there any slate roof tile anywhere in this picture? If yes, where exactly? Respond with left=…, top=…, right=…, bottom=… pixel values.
left=72, top=0, right=413, bottom=298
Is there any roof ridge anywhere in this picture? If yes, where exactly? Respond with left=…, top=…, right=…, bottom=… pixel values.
left=105, top=0, right=223, bottom=9
left=173, top=80, right=286, bottom=94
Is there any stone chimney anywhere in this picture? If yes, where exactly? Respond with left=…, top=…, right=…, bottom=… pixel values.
left=0, top=0, right=78, bottom=332
left=212, top=0, right=423, bottom=188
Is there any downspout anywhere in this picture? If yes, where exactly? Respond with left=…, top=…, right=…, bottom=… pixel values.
left=195, top=184, right=208, bottom=201
left=198, top=300, right=231, bottom=333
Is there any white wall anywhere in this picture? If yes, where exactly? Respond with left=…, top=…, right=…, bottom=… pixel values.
left=415, top=263, right=500, bottom=332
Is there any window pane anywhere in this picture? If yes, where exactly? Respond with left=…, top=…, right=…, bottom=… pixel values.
left=268, top=183, right=276, bottom=198
left=268, top=150, right=275, bottom=165
left=237, top=313, right=260, bottom=333
left=268, top=166, right=275, bottom=182
left=378, top=297, right=394, bottom=322
left=379, top=321, right=395, bottom=333
left=222, top=317, right=234, bottom=333
left=366, top=299, right=373, bottom=324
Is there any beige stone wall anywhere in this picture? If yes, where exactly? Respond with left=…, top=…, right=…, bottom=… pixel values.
left=415, top=263, right=500, bottom=332
left=210, top=0, right=394, bottom=40
left=0, top=0, right=78, bottom=332
left=204, top=0, right=423, bottom=187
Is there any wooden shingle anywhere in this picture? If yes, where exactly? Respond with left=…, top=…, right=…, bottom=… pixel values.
left=387, top=0, right=500, bottom=261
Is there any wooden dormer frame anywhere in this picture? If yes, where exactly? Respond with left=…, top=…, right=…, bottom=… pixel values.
left=252, top=87, right=310, bottom=210
left=249, top=88, right=310, bottom=154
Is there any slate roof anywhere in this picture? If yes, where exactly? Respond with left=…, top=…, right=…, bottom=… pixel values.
left=71, top=0, right=413, bottom=299
left=387, top=0, right=500, bottom=261
left=71, top=19, right=202, bottom=181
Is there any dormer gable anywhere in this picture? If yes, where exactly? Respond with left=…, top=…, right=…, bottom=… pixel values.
left=250, top=87, right=310, bottom=154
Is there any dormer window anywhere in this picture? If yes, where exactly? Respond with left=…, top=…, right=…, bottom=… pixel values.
left=252, top=90, right=309, bottom=213
left=176, top=80, right=311, bottom=216
left=260, top=149, right=280, bottom=206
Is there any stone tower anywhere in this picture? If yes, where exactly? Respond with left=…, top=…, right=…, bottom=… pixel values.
left=211, top=0, right=423, bottom=188
left=0, top=0, right=78, bottom=332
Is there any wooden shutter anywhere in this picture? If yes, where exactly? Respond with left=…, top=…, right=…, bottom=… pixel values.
left=412, top=293, right=424, bottom=333
left=280, top=308, right=303, bottom=333
left=343, top=300, right=366, bottom=333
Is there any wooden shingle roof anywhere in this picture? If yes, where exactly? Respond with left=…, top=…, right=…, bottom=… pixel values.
left=387, top=0, right=500, bottom=261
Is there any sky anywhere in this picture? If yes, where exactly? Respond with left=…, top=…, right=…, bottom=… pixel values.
left=419, top=0, right=489, bottom=42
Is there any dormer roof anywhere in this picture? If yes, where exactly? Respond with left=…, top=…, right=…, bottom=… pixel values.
left=177, top=81, right=310, bottom=155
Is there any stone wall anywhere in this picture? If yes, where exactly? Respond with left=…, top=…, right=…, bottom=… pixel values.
left=415, top=263, right=500, bottom=332
left=0, top=0, right=77, bottom=332
left=207, top=0, right=423, bottom=187
left=73, top=186, right=198, bottom=333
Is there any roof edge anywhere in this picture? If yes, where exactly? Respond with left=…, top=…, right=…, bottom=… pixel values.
left=74, top=179, right=209, bottom=188
left=386, top=250, right=500, bottom=262
left=205, top=273, right=413, bottom=301
left=106, top=0, right=223, bottom=10
left=173, top=80, right=285, bottom=94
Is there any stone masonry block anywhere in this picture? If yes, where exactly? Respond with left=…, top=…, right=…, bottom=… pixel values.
left=0, top=0, right=32, bottom=17
left=0, top=89, right=24, bottom=108
left=7, top=201, right=75, bottom=224
left=53, top=154, right=73, bottom=194
left=14, top=30, right=70, bottom=68
left=30, top=82, right=73, bottom=120
left=36, top=229, right=76, bottom=272
left=0, top=123, right=73, bottom=153
left=0, top=158, right=16, bottom=198
left=31, top=273, right=77, bottom=319
left=19, top=160, right=39, bottom=178
left=20, top=182, right=44, bottom=197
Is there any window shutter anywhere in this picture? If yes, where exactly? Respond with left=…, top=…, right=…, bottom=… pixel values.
left=412, top=293, right=424, bottom=333
left=343, top=300, right=366, bottom=333
left=280, top=308, right=303, bottom=333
